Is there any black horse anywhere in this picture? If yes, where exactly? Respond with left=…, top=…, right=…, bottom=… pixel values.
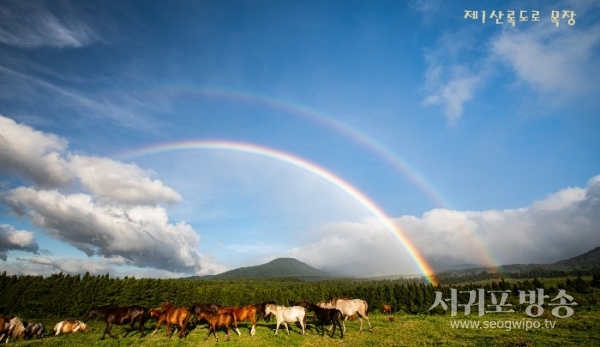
left=307, top=303, right=344, bottom=338
left=84, top=305, right=149, bottom=340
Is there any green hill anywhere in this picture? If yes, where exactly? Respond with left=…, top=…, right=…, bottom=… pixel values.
left=197, top=258, right=334, bottom=281
left=554, top=246, right=600, bottom=268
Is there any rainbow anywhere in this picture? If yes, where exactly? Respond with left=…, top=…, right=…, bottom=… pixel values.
left=117, top=140, right=438, bottom=284
left=143, top=86, right=451, bottom=208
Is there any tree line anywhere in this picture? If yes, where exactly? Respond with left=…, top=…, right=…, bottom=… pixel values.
left=1, top=271, right=599, bottom=319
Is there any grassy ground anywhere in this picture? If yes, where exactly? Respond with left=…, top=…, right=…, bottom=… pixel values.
left=7, top=311, right=600, bottom=346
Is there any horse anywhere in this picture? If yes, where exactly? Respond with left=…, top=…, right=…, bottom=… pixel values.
left=255, top=301, right=276, bottom=322
left=382, top=303, right=392, bottom=314
left=0, top=317, right=25, bottom=343
left=307, top=303, right=344, bottom=338
left=0, top=317, right=14, bottom=342
left=318, top=298, right=372, bottom=332
left=196, top=311, right=238, bottom=342
left=53, top=320, right=90, bottom=335
left=149, top=302, right=191, bottom=338
left=189, top=303, right=221, bottom=324
left=23, top=322, right=44, bottom=339
left=83, top=305, right=148, bottom=339
left=217, top=305, right=261, bottom=336
left=265, top=304, right=306, bottom=335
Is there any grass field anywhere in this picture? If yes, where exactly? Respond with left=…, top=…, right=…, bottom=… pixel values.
left=6, top=311, right=600, bottom=346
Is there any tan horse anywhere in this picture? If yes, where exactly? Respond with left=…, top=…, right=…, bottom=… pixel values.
left=0, top=317, right=25, bottom=342
left=318, top=298, right=372, bottom=332
left=53, top=320, right=90, bottom=335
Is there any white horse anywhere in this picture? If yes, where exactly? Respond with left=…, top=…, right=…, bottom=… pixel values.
left=265, top=304, right=306, bottom=335
left=318, top=298, right=372, bottom=332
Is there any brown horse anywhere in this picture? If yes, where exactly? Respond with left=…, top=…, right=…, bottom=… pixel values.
left=84, top=305, right=148, bottom=339
left=197, top=311, right=238, bottom=342
left=189, top=303, right=221, bottom=324
left=382, top=303, right=392, bottom=314
left=150, top=301, right=191, bottom=338
left=0, top=317, right=14, bottom=341
left=217, top=305, right=260, bottom=336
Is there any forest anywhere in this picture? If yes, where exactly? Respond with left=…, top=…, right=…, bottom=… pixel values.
left=1, top=271, right=600, bottom=320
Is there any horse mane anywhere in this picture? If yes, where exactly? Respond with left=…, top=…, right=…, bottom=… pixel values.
left=9, top=317, right=25, bottom=339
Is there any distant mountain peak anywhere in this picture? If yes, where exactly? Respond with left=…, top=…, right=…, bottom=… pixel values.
left=207, top=258, right=334, bottom=280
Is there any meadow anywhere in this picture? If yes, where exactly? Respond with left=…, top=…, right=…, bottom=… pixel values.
left=7, top=310, right=600, bottom=346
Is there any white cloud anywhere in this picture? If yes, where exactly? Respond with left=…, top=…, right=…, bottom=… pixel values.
left=0, top=224, right=39, bottom=260
left=0, top=115, right=70, bottom=186
left=0, top=0, right=98, bottom=48
left=0, top=115, right=225, bottom=275
left=491, top=23, right=600, bottom=97
left=68, top=155, right=182, bottom=205
left=421, top=30, right=487, bottom=124
left=287, top=175, right=600, bottom=276
left=0, top=115, right=180, bottom=205
left=6, top=187, right=212, bottom=274
left=422, top=1, right=600, bottom=122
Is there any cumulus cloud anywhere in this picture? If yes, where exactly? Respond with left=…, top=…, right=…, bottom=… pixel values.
left=6, top=187, right=208, bottom=274
left=0, top=115, right=181, bottom=204
left=0, top=116, right=70, bottom=186
left=0, top=224, right=39, bottom=260
left=68, top=155, right=181, bottom=205
left=0, top=0, right=98, bottom=48
left=288, top=175, right=600, bottom=276
left=0, top=115, right=223, bottom=275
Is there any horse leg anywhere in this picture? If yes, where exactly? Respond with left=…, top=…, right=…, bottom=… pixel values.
left=138, top=319, right=145, bottom=338
left=101, top=322, right=110, bottom=340
left=366, top=315, right=373, bottom=332
left=358, top=316, right=363, bottom=332
left=233, top=320, right=241, bottom=337
left=151, top=318, right=163, bottom=336
left=225, top=325, right=231, bottom=341
left=250, top=317, right=256, bottom=336
left=283, top=322, right=289, bottom=335
left=166, top=322, right=171, bottom=338
left=274, top=321, right=280, bottom=335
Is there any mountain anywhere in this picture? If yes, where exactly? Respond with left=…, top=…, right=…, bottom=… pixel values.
left=434, top=246, right=600, bottom=282
left=554, top=246, right=600, bottom=268
left=199, top=258, right=334, bottom=281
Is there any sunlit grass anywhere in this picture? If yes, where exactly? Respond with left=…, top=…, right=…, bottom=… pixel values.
left=7, top=311, right=600, bottom=346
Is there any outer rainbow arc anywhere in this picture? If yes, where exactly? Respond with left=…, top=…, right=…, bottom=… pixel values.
left=117, top=139, right=437, bottom=284
left=150, top=86, right=501, bottom=269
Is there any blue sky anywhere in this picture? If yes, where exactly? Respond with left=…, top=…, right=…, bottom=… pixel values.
left=1, top=0, right=599, bottom=278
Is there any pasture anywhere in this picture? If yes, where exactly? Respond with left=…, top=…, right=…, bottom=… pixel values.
left=4, top=311, right=600, bottom=346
